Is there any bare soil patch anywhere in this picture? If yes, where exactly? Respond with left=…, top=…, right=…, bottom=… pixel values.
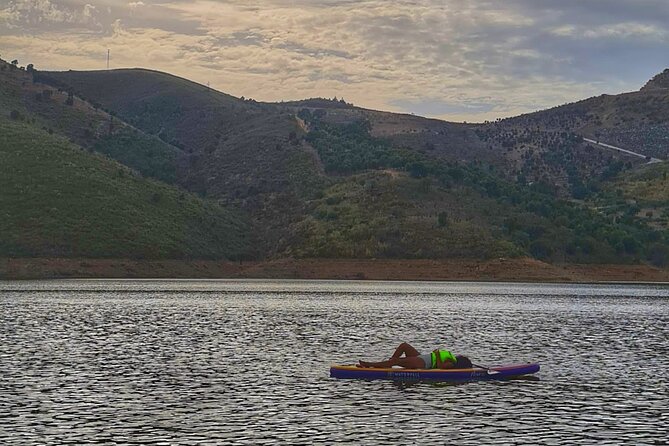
left=2, top=257, right=668, bottom=283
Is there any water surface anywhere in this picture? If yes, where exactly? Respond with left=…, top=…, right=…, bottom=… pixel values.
left=1, top=280, right=668, bottom=444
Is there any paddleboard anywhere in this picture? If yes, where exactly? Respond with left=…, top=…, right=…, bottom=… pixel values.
left=330, top=363, right=539, bottom=381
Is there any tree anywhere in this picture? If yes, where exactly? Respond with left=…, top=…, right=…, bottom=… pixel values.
left=26, top=64, right=34, bottom=73
left=622, top=236, right=638, bottom=255
left=448, top=167, right=464, bottom=182
left=419, top=177, right=431, bottom=193
left=648, top=243, right=668, bottom=267
left=408, top=161, right=427, bottom=178
left=530, top=239, right=552, bottom=260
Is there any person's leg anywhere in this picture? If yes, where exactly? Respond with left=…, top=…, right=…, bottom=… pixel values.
left=391, top=342, right=420, bottom=359
left=359, top=356, right=425, bottom=369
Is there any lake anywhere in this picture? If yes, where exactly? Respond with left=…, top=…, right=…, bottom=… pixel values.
left=1, top=280, right=668, bottom=444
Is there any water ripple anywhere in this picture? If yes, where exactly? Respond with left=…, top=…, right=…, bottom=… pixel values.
left=1, top=280, right=668, bottom=445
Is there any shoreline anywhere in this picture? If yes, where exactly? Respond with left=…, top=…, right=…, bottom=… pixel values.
left=2, top=257, right=669, bottom=283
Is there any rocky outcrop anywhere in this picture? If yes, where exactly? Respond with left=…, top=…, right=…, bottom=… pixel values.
left=641, top=69, right=669, bottom=91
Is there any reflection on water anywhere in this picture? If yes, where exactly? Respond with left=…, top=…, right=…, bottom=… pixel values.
left=1, top=280, right=668, bottom=445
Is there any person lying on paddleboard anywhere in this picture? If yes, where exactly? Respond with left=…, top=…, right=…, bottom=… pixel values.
left=357, top=342, right=473, bottom=369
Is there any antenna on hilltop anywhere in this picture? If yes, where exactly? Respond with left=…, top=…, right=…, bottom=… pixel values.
left=106, top=49, right=110, bottom=70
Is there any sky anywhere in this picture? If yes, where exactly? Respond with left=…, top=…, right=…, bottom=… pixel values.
left=1, top=0, right=668, bottom=122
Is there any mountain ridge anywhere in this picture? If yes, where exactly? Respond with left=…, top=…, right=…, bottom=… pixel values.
left=641, top=69, right=669, bottom=91
left=3, top=57, right=668, bottom=266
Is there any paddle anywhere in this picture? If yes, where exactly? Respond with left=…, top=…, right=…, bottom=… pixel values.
left=472, top=362, right=500, bottom=375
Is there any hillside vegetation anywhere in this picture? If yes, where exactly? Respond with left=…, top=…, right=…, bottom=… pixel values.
left=289, top=110, right=665, bottom=264
left=500, top=84, right=669, bottom=161
left=595, top=162, right=669, bottom=227
left=0, top=60, right=181, bottom=184
left=0, top=117, right=250, bottom=259
left=4, top=57, right=668, bottom=266
left=642, top=69, right=669, bottom=91
left=289, top=171, right=520, bottom=259
left=38, top=67, right=328, bottom=252
left=288, top=81, right=669, bottom=199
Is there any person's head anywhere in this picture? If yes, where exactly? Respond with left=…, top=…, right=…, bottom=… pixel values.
left=455, top=355, right=472, bottom=368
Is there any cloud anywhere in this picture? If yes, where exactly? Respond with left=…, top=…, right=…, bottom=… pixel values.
left=0, top=0, right=103, bottom=30
left=551, top=22, right=668, bottom=41
left=0, top=0, right=203, bottom=34
left=389, top=99, right=496, bottom=117
left=1, top=0, right=668, bottom=121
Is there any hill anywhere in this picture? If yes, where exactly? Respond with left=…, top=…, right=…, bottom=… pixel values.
left=0, top=116, right=250, bottom=259
left=0, top=60, right=182, bottom=184
left=37, top=67, right=328, bottom=253
left=642, top=69, right=669, bottom=91
left=285, top=70, right=669, bottom=199
left=4, top=58, right=667, bottom=267
left=0, top=59, right=251, bottom=260
left=497, top=77, right=669, bottom=162
left=285, top=99, right=498, bottom=168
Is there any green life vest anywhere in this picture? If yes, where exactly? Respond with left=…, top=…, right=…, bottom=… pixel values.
left=431, top=349, right=457, bottom=368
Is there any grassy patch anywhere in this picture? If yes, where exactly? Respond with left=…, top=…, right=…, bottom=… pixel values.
left=0, top=118, right=251, bottom=259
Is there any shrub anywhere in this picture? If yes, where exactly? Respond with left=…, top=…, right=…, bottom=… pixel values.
left=408, top=161, right=427, bottom=178
left=648, top=243, right=668, bottom=267
left=530, top=239, right=552, bottom=260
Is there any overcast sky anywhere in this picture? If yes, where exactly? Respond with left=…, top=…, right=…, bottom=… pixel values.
left=1, top=0, right=667, bottom=122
